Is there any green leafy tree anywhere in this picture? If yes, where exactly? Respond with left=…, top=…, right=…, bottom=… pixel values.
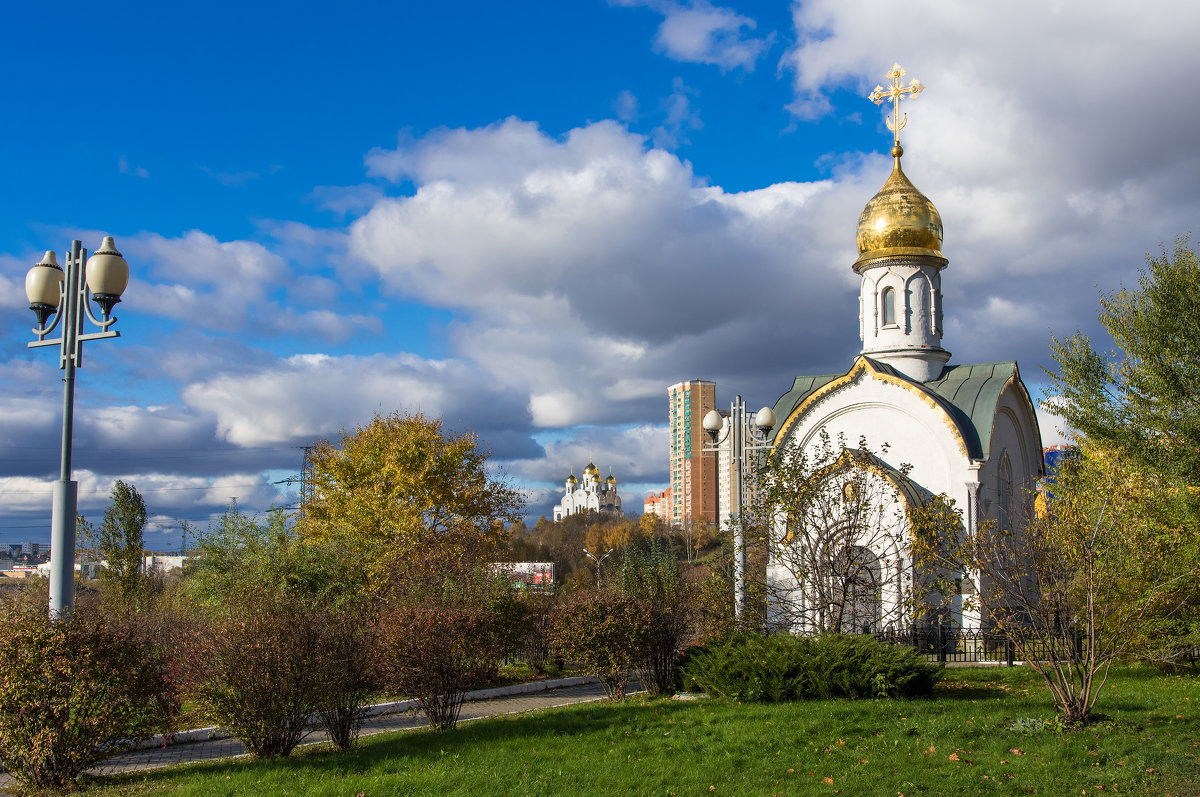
left=185, top=503, right=361, bottom=609
left=1044, top=236, right=1200, bottom=481
left=299, top=412, right=523, bottom=570
left=1043, top=236, right=1200, bottom=666
left=87, top=480, right=148, bottom=601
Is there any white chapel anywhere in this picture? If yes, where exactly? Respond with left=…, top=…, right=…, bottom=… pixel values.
left=764, top=66, right=1043, bottom=633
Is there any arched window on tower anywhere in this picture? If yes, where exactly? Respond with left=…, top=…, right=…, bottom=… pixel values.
left=881, top=287, right=897, bottom=327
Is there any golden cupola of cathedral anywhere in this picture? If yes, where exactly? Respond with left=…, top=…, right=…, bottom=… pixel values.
left=853, top=142, right=945, bottom=272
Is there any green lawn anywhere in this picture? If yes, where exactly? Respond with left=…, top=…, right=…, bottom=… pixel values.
left=87, top=666, right=1198, bottom=796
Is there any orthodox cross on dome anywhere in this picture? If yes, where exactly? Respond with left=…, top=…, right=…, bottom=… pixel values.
left=869, top=63, right=924, bottom=149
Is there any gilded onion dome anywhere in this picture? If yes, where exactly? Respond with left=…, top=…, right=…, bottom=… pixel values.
left=567, top=471, right=577, bottom=484
left=854, top=143, right=945, bottom=271
left=584, top=461, right=599, bottom=476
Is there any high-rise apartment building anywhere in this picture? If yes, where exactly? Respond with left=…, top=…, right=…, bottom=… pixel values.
left=667, top=380, right=716, bottom=525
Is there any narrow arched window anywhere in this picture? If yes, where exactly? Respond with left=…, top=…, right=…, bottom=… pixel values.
left=881, top=287, right=896, bottom=326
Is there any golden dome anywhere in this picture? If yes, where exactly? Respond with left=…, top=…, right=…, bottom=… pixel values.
left=854, top=144, right=945, bottom=271
left=567, top=473, right=577, bottom=484
left=584, top=461, right=599, bottom=475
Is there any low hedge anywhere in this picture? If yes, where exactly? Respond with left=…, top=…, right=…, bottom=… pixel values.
left=679, top=631, right=941, bottom=702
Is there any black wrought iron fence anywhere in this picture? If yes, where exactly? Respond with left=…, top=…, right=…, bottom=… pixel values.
left=873, top=627, right=1090, bottom=666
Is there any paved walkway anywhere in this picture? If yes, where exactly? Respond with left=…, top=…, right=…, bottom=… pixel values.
left=0, top=678, right=614, bottom=790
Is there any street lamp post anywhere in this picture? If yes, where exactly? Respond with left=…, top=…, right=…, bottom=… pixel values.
left=25, top=237, right=129, bottom=617
left=581, top=546, right=614, bottom=587
left=703, top=397, right=776, bottom=622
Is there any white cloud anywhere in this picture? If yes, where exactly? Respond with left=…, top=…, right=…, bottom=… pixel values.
left=116, top=230, right=377, bottom=342
left=508, top=424, right=670, bottom=484
left=778, top=0, right=1200, bottom=372
left=614, top=90, right=640, bottom=123
left=652, top=77, right=703, bottom=150
left=0, top=265, right=26, bottom=310
left=181, top=351, right=533, bottom=449
left=614, top=1, right=772, bottom=71
left=350, top=117, right=857, bottom=432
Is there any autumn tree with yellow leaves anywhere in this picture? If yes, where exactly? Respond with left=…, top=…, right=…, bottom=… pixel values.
left=298, top=412, right=523, bottom=569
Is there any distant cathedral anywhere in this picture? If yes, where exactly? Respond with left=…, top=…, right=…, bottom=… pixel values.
left=553, top=461, right=623, bottom=521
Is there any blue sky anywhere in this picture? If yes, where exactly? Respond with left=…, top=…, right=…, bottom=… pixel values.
left=2, top=0, right=1198, bottom=548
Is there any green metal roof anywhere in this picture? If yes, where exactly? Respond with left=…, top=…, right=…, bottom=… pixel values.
left=767, top=372, right=842, bottom=443
left=922, top=360, right=1023, bottom=461
left=768, top=358, right=1026, bottom=462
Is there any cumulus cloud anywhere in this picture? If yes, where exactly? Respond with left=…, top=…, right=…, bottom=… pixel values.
left=509, top=424, right=670, bottom=484
left=614, top=0, right=773, bottom=71
left=181, top=351, right=538, bottom=456
left=351, top=116, right=859, bottom=434
left=116, top=230, right=378, bottom=343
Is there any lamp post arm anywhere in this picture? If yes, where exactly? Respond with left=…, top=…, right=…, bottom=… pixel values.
left=28, top=305, right=65, bottom=341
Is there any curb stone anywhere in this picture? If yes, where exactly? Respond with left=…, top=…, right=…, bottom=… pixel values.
left=132, top=675, right=597, bottom=752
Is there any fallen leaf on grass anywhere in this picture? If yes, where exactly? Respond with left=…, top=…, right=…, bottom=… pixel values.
left=1009, top=749, right=1024, bottom=756
left=823, top=776, right=834, bottom=785
left=948, top=753, right=960, bottom=761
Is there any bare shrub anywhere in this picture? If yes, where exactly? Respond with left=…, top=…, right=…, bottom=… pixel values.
left=375, top=602, right=502, bottom=730
left=619, top=543, right=699, bottom=696
left=310, top=607, right=378, bottom=750
left=374, top=542, right=516, bottom=731
left=183, top=596, right=325, bottom=757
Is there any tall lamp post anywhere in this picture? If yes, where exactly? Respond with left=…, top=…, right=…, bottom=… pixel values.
left=702, top=397, right=776, bottom=622
left=582, top=546, right=614, bottom=587
left=25, top=238, right=129, bottom=617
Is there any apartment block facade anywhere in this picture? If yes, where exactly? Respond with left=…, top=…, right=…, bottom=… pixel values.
left=667, top=379, right=716, bottom=525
